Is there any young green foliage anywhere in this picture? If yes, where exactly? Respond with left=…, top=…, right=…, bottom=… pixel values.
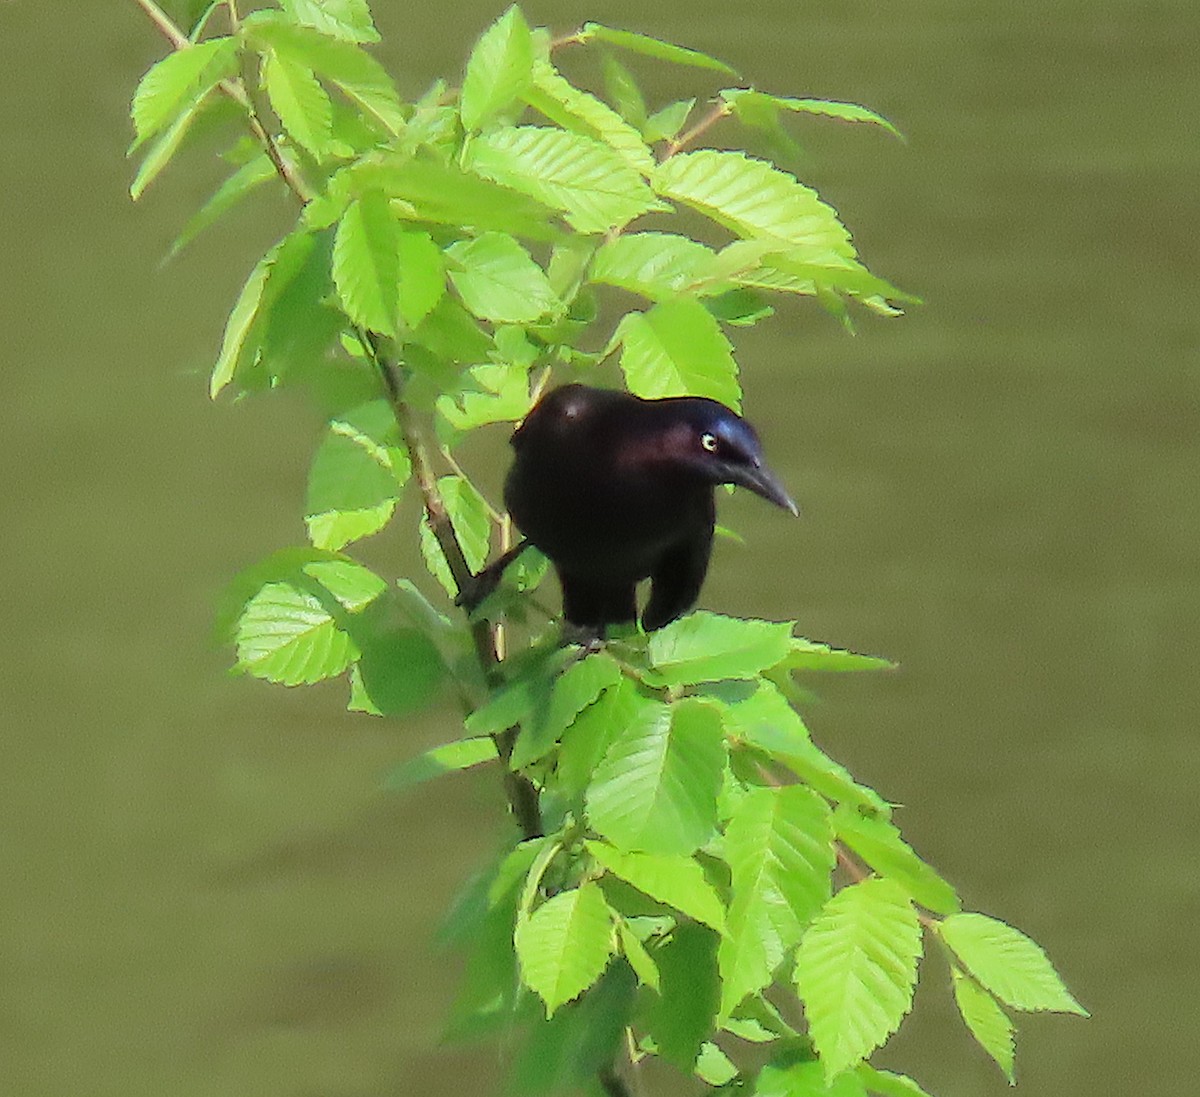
left=127, top=3, right=1085, bottom=1094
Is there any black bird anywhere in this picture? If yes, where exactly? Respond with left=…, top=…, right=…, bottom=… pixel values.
left=500, top=383, right=798, bottom=632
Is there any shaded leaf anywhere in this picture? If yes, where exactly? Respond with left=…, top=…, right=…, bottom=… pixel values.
left=170, top=152, right=277, bottom=257
left=384, top=736, right=498, bottom=791
left=580, top=23, right=736, bottom=76
left=642, top=922, right=720, bottom=1069
left=354, top=622, right=447, bottom=714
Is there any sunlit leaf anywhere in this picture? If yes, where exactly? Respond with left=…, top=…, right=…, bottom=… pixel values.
left=788, top=637, right=896, bottom=673
left=833, top=805, right=959, bottom=916
left=466, top=125, right=664, bottom=233
left=616, top=919, right=660, bottom=990
left=446, top=232, right=563, bottom=323
left=510, top=652, right=623, bottom=769
left=757, top=1061, right=869, bottom=1097
left=719, top=785, right=835, bottom=1018
left=515, top=882, right=615, bottom=1015
left=590, top=232, right=716, bottom=300
left=648, top=612, right=792, bottom=685
left=305, top=399, right=410, bottom=551
left=525, top=59, right=655, bottom=174
left=130, top=92, right=210, bottom=199
left=856, top=1065, right=937, bottom=1097
left=587, top=841, right=726, bottom=931
left=419, top=475, right=492, bottom=596
left=615, top=298, right=741, bottom=410
left=580, top=23, right=736, bottom=76
left=795, top=878, right=923, bottom=1078
left=951, top=969, right=1015, bottom=1084
left=263, top=49, right=333, bottom=158
left=130, top=36, right=237, bottom=150
left=642, top=98, right=694, bottom=143
left=558, top=676, right=652, bottom=801
left=279, top=0, right=380, bottom=43
left=333, top=191, right=399, bottom=335
left=587, top=699, right=724, bottom=855
left=460, top=5, right=534, bottom=132
left=939, top=913, right=1088, bottom=1015
left=695, top=1042, right=737, bottom=1086
left=242, top=12, right=404, bottom=135
left=722, top=89, right=903, bottom=141
left=653, top=149, right=855, bottom=259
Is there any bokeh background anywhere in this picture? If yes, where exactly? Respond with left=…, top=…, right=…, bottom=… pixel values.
left=3, top=1, right=1198, bottom=1095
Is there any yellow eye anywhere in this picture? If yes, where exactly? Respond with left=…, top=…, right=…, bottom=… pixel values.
left=700, top=432, right=719, bottom=452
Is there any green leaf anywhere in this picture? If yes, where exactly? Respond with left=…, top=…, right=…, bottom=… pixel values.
left=617, top=919, right=660, bottom=990
left=129, top=92, right=210, bottom=200
left=951, top=969, right=1015, bottom=1084
left=385, top=736, right=498, bottom=791
left=466, top=125, right=664, bottom=234
left=833, top=806, right=959, bottom=916
left=718, top=680, right=888, bottom=815
left=437, top=361, right=531, bottom=441
left=169, top=152, right=277, bottom=257
left=263, top=49, right=333, bottom=158
left=396, top=230, right=446, bottom=329
left=525, top=59, right=655, bottom=174
left=419, top=475, right=492, bottom=596
left=757, top=1061, right=869, bottom=1097
left=939, top=913, right=1087, bottom=1015
left=130, top=36, right=237, bottom=150
left=724, top=90, right=903, bottom=141
left=695, top=1042, right=738, bottom=1086
left=580, top=23, right=737, bottom=76
left=590, top=232, right=716, bottom=300
left=642, top=922, right=720, bottom=1069
left=243, top=13, right=404, bottom=135
left=587, top=699, right=724, bottom=856
left=515, top=882, right=615, bottom=1016
left=460, top=5, right=534, bottom=132
left=615, top=298, right=742, bottom=409
left=333, top=191, right=399, bottom=335
left=558, top=676, right=652, bottom=800
left=856, top=1065, right=936, bottom=1097
left=446, top=232, right=563, bottom=323
left=210, top=247, right=274, bottom=397
left=305, top=398, right=411, bottom=550
left=653, top=149, right=855, bottom=259
left=643, top=98, right=694, bottom=143
left=788, top=638, right=895, bottom=673
left=279, top=0, right=380, bottom=43
left=648, top=612, right=793, bottom=686
left=510, top=653, right=624, bottom=770
left=719, top=785, right=835, bottom=1018
left=354, top=620, right=447, bottom=714
left=601, top=53, right=646, bottom=130
left=233, top=557, right=387, bottom=685
left=794, top=878, right=923, bottom=1079
left=587, top=841, right=726, bottom=931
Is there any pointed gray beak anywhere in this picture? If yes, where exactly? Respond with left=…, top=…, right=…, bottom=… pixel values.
left=728, top=460, right=800, bottom=516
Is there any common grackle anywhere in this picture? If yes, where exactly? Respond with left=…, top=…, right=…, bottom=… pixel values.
left=500, top=383, right=798, bottom=633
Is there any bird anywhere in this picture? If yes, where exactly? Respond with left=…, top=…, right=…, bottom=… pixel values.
left=494, top=383, right=798, bottom=633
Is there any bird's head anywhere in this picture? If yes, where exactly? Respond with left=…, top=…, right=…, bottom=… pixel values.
left=654, top=397, right=800, bottom=516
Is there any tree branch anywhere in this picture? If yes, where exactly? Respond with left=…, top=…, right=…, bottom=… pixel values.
left=131, top=0, right=543, bottom=841
left=661, top=100, right=733, bottom=159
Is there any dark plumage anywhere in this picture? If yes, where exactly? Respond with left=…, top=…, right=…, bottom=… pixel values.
left=502, top=384, right=798, bottom=632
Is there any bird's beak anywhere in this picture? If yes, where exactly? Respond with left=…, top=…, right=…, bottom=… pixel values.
left=728, top=460, right=800, bottom=516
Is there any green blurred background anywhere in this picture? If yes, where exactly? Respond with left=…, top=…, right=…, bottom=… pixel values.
left=2, top=1, right=1197, bottom=1094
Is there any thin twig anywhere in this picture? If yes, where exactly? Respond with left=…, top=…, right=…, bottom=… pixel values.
left=662, top=100, right=732, bottom=159
left=131, top=0, right=543, bottom=841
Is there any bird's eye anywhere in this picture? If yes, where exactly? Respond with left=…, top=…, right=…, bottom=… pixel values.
left=700, top=432, right=719, bottom=453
